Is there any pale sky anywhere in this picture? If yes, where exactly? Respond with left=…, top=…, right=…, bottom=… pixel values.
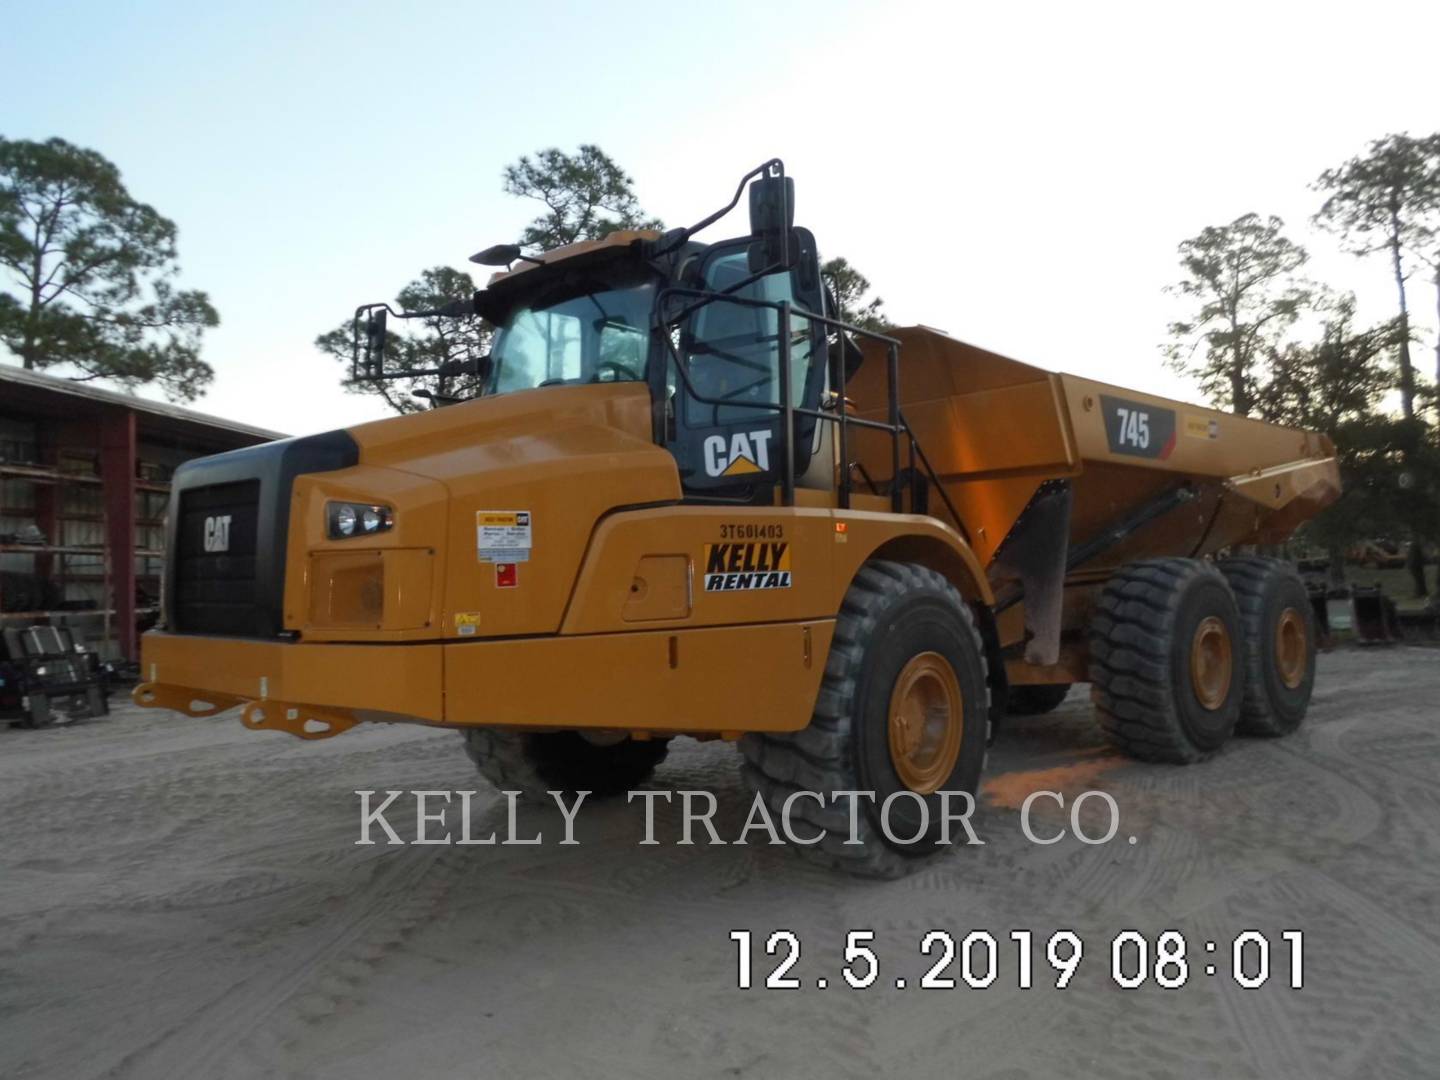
left=4, top=0, right=1439, bottom=436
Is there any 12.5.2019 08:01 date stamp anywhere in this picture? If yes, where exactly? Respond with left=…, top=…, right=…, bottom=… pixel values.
left=729, top=929, right=1305, bottom=990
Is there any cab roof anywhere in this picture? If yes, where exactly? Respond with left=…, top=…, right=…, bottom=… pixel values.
left=484, top=229, right=663, bottom=288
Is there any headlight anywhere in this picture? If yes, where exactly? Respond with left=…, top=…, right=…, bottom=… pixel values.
left=327, top=501, right=393, bottom=539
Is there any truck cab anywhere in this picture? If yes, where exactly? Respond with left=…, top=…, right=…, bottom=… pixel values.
left=138, top=160, right=941, bottom=714
left=475, top=236, right=831, bottom=506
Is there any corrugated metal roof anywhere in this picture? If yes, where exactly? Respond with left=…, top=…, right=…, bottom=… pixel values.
left=0, top=362, right=286, bottom=441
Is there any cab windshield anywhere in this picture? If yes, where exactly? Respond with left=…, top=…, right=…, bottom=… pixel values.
left=487, top=277, right=654, bottom=396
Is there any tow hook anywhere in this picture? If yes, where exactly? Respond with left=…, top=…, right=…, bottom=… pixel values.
left=240, top=700, right=359, bottom=740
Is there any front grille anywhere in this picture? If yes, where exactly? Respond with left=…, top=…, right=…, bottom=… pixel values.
left=161, top=428, right=359, bottom=640
left=173, top=480, right=261, bottom=636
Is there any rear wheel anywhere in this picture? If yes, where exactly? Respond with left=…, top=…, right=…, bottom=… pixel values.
left=1006, top=683, right=1071, bottom=716
left=739, top=560, right=989, bottom=879
left=1219, top=557, right=1316, bottom=736
left=1089, top=558, right=1243, bottom=763
left=461, top=728, right=669, bottom=798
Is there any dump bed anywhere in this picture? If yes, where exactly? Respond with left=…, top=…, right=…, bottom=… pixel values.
left=848, top=327, right=1339, bottom=666
left=851, top=327, right=1339, bottom=569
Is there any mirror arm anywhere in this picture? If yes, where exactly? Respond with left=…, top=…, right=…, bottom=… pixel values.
left=346, top=368, right=442, bottom=382
left=650, top=158, right=783, bottom=256
left=345, top=363, right=478, bottom=383
left=354, top=295, right=479, bottom=328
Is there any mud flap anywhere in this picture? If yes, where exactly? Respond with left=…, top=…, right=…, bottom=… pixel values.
left=989, top=480, right=1073, bottom=666
left=1350, top=586, right=1400, bottom=645
left=1308, top=583, right=1331, bottom=646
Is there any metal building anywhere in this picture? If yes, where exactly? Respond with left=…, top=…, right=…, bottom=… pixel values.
left=0, top=365, right=282, bottom=662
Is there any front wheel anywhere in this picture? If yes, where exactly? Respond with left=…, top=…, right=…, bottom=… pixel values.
left=740, top=560, right=990, bottom=879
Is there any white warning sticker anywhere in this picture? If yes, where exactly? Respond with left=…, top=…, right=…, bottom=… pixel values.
left=476, top=510, right=532, bottom=563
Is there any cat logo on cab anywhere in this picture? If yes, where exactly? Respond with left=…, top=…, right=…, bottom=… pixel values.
left=703, top=430, right=773, bottom=477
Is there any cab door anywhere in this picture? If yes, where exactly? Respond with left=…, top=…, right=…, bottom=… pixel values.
left=667, top=229, right=827, bottom=500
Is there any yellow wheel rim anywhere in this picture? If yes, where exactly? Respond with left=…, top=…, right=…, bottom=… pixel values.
left=1275, top=607, right=1308, bottom=690
left=888, top=652, right=963, bottom=795
left=1190, top=615, right=1234, bottom=711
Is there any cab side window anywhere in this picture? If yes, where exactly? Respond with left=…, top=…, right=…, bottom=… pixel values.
left=684, top=252, right=815, bottom=426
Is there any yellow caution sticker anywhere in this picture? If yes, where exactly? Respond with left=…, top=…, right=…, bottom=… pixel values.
left=454, top=612, right=482, bottom=636
left=1185, top=415, right=1220, bottom=440
left=703, top=542, right=791, bottom=592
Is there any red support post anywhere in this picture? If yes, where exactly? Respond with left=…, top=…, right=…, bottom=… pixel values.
left=33, top=441, right=58, bottom=583
left=100, top=407, right=138, bottom=661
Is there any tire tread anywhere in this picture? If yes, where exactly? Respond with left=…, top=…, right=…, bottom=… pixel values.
left=1219, top=556, right=1313, bottom=736
left=461, top=728, right=669, bottom=798
left=739, top=560, right=988, bottom=879
left=1089, top=557, right=1237, bottom=764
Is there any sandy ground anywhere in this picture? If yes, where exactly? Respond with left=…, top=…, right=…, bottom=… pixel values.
left=2, top=647, right=1438, bottom=1080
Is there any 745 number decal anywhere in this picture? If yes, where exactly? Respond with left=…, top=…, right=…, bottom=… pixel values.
left=1100, top=394, right=1177, bottom=460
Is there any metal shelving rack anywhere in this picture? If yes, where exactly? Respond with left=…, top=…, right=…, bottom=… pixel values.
left=0, top=462, right=167, bottom=659
left=2, top=364, right=282, bottom=662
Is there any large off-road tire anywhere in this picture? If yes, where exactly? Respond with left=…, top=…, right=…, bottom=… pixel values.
left=740, top=560, right=990, bottom=879
left=1006, top=683, right=1071, bottom=716
left=1219, top=556, right=1316, bottom=737
left=461, top=729, right=669, bottom=798
left=1089, top=558, right=1243, bottom=764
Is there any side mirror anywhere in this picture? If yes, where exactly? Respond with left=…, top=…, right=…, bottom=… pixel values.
left=747, top=172, right=795, bottom=274
left=794, top=230, right=819, bottom=294
left=364, top=308, right=388, bottom=375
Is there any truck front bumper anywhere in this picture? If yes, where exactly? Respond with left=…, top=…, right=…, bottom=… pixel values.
left=133, top=621, right=833, bottom=739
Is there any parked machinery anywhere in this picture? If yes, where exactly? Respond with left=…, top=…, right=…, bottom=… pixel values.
left=1, top=625, right=111, bottom=728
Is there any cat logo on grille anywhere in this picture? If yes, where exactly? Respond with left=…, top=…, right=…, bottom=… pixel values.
left=203, top=515, right=232, bottom=553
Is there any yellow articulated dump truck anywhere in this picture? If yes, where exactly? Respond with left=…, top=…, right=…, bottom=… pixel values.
left=134, top=161, right=1339, bottom=876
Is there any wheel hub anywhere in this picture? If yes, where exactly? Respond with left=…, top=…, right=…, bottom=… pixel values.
left=888, top=652, right=963, bottom=795
left=1275, top=607, right=1308, bottom=690
left=1190, top=615, right=1233, bottom=711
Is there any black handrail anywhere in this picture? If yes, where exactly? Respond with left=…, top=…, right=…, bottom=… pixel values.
left=655, top=285, right=969, bottom=544
left=901, top=421, right=971, bottom=546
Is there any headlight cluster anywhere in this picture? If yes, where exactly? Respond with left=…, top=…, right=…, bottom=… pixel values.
left=327, top=501, right=394, bottom=539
